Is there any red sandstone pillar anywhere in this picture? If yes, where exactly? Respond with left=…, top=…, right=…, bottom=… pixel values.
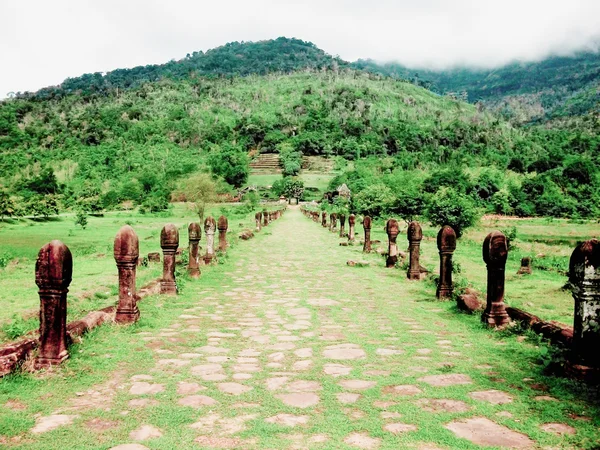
left=482, top=231, right=510, bottom=327
left=321, top=212, right=327, bottom=228
left=339, top=214, right=346, bottom=238
left=363, top=216, right=372, bottom=253
left=188, top=223, right=201, bottom=278
left=386, top=219, right=399, bottom=268
left=436, top=225, right=457, bottom=299
left=407, top=221, right=423, bottom=280
left=218, top=215, right=228, bottom=253
left=35, top=240, right=72, bottom=369
left=255, top=212, right=262, bottom=231
left=263, top=210, right=269, bottom=227
left=348, top=214, right=356, bottom=243
left=160, top=224, right=179, bottom=295
left=204, top=216, right=216, bottom=262
left=114, top=225, right=140, bottom=323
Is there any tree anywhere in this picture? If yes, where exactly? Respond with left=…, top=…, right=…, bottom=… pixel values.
left=181, top=173, right=217, bottom=221
left=207, top=144, right=249, bottom=188
left=0, top=190, right=15, bottom=220
left=425, top=187, right=478, bottom=238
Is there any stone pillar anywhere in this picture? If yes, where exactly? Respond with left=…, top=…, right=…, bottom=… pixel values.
left=481, top=231, right=510, bottom=327
left=255, top=212, right=262, bottom=231
left=204, top=216, right=216, bottom=263
left=339, top=214, right=346, bottom=238
left=569, top=240, right=600, bottom=368
left=517, top=257, right=532, bottom=274
left=263, top=210, right=269, bottom=227
left=363, top=216, right=372, bottom=253
left=188, top=223, right=201, bottom=278
left=436, top=225, right=457, bottom=299
left=386, top=219, right=399, bottom=268
left=330, top=213, right=337, bottom=232
left=114, top=225, right=140, bottom=323
left=321, top=212, right=327, bottom=228
left=407, top=221, right=423, bottom=280
left=35, top=240, right=72, bottom=369
left=348, top=214, right=356, bottom=243
left=160, top=224, right=179, bottom=295
left=218, top=215, right=228, bottom=253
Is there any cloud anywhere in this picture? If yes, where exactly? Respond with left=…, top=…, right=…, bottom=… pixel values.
left=1, top=0, right=599, bottom=96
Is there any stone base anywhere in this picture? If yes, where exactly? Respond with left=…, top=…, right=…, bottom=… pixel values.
left=436, top=288, right=453, bottom=300
left=481, top=311, right=510, bottom=327
left=160, top=281, right=177, bottom=295
left=188, top=268, right=201, bottom=278
left=115, top=307, right=140, bottom=324
left=407, top=270, right=421, bottom=280
left=34, top=351, right=68, bottom=370
left=386, top=256, right=398, bottom=268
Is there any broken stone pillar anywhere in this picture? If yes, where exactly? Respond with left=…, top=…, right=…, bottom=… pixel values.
left=188, top=223, right=201, bottom=278
left=482, top=230, right=510, bottom=327
left=569, top=240, right=600, bottom=368
left=114, top=225, right=140, bottom=323
left=386, top=219, right=400, bottom=268
left=517, top=257, right=533, bottom=275
left=35, top=240, right=72, bottom=369
left=363, top=216, right=372, bottom=253
left=407, top=221, right=423, bottom=280
left=218, top=215, right=228, bottom=253
left=160, top=224, right=179, bottom=295
left=255, top=212, right=262, bottom=231
left=339, top=214, right=346, bottom=238
left=263, top=210, right=269, bottom=227
left=436, top=225, right=457, bottom=299
left=204, top=216, right=216, bottom=263
left=321, top=211, right=327, bottom=228
left=348, top=214, right=356, bottom=243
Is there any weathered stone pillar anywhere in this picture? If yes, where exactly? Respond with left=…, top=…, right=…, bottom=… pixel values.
left=188, top=223, right=201, bottom=278
left=339, top=214, right=346, bottom=238
left=160, top=224, right=179, bottom=295
left=436, top=225, right=457, bottom=299
left=330, top=213, right=337, bottom=232
left=204, top=216, right=216, bottom=263
left=35, top=240, right=72, bottom=369
left=569, top=240, right=600, bottom=368
left=517, top=257, right=532, bottom=275
left=482, top=231, right=510, bottom=327
left=218, top=215, right=228, bottom=253
left=255, top=212, right=262, bottom=231
left=348, top=214, right=356, bottom=243
left=114, top=226, right=140, bottom=323
left=321, top=211, right=327, bottom=228
left=407, top=221, right=423, bottom=280
left=385, top=219, right=399, bottom=268
left=263, top=210, right=269, bottom=227
left=363, top=216, right=372, bottom=253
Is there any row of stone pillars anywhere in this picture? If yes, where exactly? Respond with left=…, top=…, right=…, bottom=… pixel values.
left=254, top=209, right=283, bottom=232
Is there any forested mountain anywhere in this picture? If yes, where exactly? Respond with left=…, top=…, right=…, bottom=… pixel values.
left=354, top=50, right=600, bottom=123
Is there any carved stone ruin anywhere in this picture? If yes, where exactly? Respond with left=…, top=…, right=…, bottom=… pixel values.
left=407, top=221, right=423, bottom=280
left=114, top=225, right=140, bottom=323
left=339, top=214, right=346, bottom=238
left=255, top=212, right=262, bottom=231
left=481, top=230, right=510, bottom=327
left=160, top=224, right=179, bottom=295
left=517, top=257, right=532, bottom=275
left=436, top=225, right=457, bottom=299
left=386, top=219, right=399, bottom=268
left=263, top=210, right=269, bottom=227
left=348, top=214, right=356, bottom=243
left=204, top=216, right=216, bottom=263
left=569, top=240, right=600, bottom=369
left=35, top=240, right=72, bottom=369
left=321, top=211, right=327, bottom=228
left=330, top=213, right=337, bottom=232
left=188, top=223, right=201, bottom=278
left=363, top=216, right=372, bottom=253
left=218, top=215, right=228, bottom=253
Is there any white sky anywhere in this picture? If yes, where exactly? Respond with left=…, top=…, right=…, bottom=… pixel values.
left=1, top=0, right=599, bottom=96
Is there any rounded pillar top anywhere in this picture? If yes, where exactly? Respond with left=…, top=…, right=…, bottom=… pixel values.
left=36, top=240, right=73, bottom=289
left=363, top=216, right=372, bottom=229
left=569, top=239, right=600, bottom=283
left=339, top=214, right=346, bottom=223
left=437, top=225, right=457, bottom=252
left=348, top=214, right=356, bottom=225
left=204, top=216, right=216, bottom=233
left=386, top=219, right=399, bottom=239
left=188, top=222, right=201, bottom=240
left=114, top=225, right=139, bottom=262
left=218, top=215, right=228, bottom=231
left=255, top=211, right=262, bottom=220
left=331, top=213, right=337, bottom=220
left=160, top=223, right=179, bottom=249
left=407, top=221, right=423, bottom=242
left=322, top=211, right=327, bottom=218
left=483, top=230, right=508, bottom=266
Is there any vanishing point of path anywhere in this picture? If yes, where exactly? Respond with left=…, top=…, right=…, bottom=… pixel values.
left=2, top=207, right=599, bottom=449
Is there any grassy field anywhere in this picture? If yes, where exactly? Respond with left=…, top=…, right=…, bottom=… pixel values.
left=0, top=207, right=598, bottom=449
left=0, top=203, right=267, bottom=342
left=248, top=173, right=336, bottom=191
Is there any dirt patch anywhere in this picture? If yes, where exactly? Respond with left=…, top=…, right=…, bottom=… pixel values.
left=343, top=432, right=381, bottom=449
left=469, top=390, right=513, bottom=405
left=446, top=417, right=533, bottom=448
left=383, top=385, right=423, bottom=396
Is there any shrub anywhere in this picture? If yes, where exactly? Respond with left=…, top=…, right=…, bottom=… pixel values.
left=352, top=183, right=393, bottom=218
left=425, top=187, right=478, bottom=238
